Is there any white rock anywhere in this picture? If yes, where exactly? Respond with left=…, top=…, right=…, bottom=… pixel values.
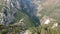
left=24, top=30, right=32, bottom=34
left=11, top=3, right=14, bottom=7
left=19, top=18, right=24, bottom=23
left=44, top=19, right=50, bottom=24
left=16, top=1, right=20, bottom=9
left=0, top=13, right=3, bottom=17
left=52, top=23, right=58, bottom=29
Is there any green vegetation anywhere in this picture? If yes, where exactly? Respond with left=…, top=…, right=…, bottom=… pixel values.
left=13, top=9, right=35, bottom=27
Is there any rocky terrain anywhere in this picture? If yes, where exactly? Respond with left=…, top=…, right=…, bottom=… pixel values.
left=0, top=0, right=60, bottom=34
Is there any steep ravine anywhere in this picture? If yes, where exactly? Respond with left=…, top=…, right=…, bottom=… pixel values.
left=1, top=0, right=41, bottom=26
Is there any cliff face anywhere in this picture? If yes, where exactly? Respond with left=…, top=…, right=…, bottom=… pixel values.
left=0, top=0, right=40, bottom=26
left=0, top=0, right=60, bottom=26
left=0, top=0, right=16, bottom=25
